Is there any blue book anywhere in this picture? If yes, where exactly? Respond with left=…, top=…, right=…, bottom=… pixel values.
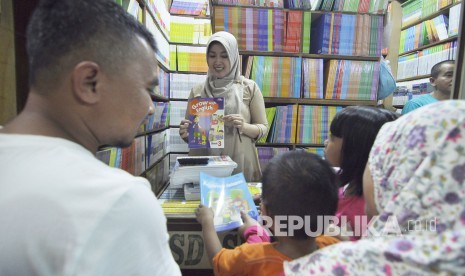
left=200, top=172, right=259, bottom=232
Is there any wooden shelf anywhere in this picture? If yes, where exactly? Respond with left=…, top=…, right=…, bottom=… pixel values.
left=176, top=70, right=208, bottom=74
left=212, top=2, right=386, bottom=15
left=170, top=13, right=210, bottom=19
left=396, top=74, right=430, bottom=82
left=264, top=97, right=378, bottom=106
left=240, top=51, right=301, bottom=57
left=169, top=98, right=189, bottom=101
left=142, top=152, right=169, bottom=175
left=170, top=71, right=207, bottom=76
left=240, top=51, right=380, bottom=61
left=170, top=42, right=208, bottom=47
left=302, top=53, right=380, bottom=61
left=256, top=143, right=325, bottom=147
left=136, top=126, right=169, bottom=138
left=398, top=36, right=458, bottom=57
left=157, top=60, right=170, bottom=73
left=401, top=2, right=462, bottom=30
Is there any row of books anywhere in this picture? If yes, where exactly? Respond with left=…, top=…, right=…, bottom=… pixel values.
left=313, top=0, right=388, bottom=13
left=169, top=101, right=188, bottom=126
left=256, top=146, right=325, bottom=172
left=212, top=0, right=388, bottom=13
left=155, top=67, right=170, bottom=98
left=311, top=13, right=384, bottom=57
left=401, top=0, right=457, bottom=26
left=397, top=40, right=457, bottom=80
left=249, top=56, right=302, bottom=97
left=146, top=0, right=171, bottom=38
left=170, top=45, right=208, bottom=72
left=146, top=11, right=170, bottom=69
left=139, top=102, right=170, bottom=133
left=96, top=127, right=194, bottom=177
left=213, top=7, right=303, bottom=52
left=393, top=78, right=432, bottom=106
left=96, top=137, right=146, bottom=176
left=247, top=56, right=380, bottom=100
left=146, top=131, right=169, bottom=168
left=399, top=14, right=454, bottom=54
left=214, top=6, right=384, bottom=56
left=124, top=0, right=143, bottom=23
left=146, top=155, right=170, bottom=195
left=448, top=4, right=462, bottom=36
left=170, top=16, right=212, bottom=44
left=170, top=73, right=207, bottom=99
left=325, top=60, right=379, bottom=100
left=170, top=0, right=210, bottom=16
left=213, top=0, right=311, bottom=8
left=259, top=105, right=343, bottom=144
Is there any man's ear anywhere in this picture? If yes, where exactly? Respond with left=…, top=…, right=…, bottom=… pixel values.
left=72, top=61, right=102, bottom=104
left=430, top=76, right=436, bottom=87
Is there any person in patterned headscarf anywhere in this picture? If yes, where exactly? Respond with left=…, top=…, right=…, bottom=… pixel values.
left=284, top=100, right=465, bottom=276
left=179, top=31, right=268, bottom=182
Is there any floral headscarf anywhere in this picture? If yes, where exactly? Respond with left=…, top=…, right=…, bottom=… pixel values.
left=284, top=100, right=465, bottom=275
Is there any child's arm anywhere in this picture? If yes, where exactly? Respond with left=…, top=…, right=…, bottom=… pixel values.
left=195, top=204, right=222, bottom=265
left=238, top=211, right=270, bottom=243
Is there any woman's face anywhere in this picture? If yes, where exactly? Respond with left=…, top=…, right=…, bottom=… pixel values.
left=207, top=42, right=231, bottom=79
left=324, top=134, right=342, bottom=167
left=363, top=163, right=378, bottom=220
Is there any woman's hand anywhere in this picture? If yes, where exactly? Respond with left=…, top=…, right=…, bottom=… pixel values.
left=179, top=119, right=191, bottom=142
left=223, top=114, right=245, bottom=133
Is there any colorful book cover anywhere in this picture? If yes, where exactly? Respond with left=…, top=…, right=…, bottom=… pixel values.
left=187, top=97, right=225, bottom=149
left=200, top=172, right=259, bottom=232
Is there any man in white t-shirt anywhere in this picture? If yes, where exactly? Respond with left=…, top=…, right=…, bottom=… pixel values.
left=0, top=0, right=181, bottom=275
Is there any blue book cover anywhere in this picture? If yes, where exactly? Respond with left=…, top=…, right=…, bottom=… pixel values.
left=187, top=97, right=224, bottom=149
left=200, top=172, right=259, bottom=232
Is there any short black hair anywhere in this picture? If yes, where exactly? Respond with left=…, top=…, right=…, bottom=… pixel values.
left=27, top=0, right=157, bottom=89
left=261, top=151, right=338, bottom=240
left=431, top=60, right=454, bottom=78
left=330, top=106, right=399, bottom=196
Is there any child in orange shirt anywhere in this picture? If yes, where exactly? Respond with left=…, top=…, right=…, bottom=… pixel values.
left=196, top=151, right=339, bottom=276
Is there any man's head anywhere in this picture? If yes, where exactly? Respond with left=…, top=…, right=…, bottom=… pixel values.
left=430, top=60, right=455, bottom=97
left=26, top=0, right=159, bottom=148
left=261, top=151, right=339, bottom=240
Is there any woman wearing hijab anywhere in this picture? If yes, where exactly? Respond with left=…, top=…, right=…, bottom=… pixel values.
left=179, top=31, right=268, bottom=182
left=284, top=100, right=465, bottom=275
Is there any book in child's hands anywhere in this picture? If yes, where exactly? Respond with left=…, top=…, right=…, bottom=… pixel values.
left=188, top=97, right=224, bottom=149
left=200, top=172, right=259, bottom=232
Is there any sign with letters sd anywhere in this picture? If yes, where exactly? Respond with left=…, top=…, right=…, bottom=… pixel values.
left=169, top=230, right=241, bottom=269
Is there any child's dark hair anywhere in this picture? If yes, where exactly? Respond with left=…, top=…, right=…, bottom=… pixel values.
left=330, top=106, right=399, bottom=196
left=261, top=151, right=338, bottom=239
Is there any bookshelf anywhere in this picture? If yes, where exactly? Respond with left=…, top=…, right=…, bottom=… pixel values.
left=95, top=0, right=171, bottom=198
left=392, top=0, right=462, bottom=108
left=167, top=0, right=211, bottom=173
left=210, top=0, right=387, bottom=160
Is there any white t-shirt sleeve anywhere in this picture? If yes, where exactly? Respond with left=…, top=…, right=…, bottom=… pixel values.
left=76, top=181, right=181, bottom=276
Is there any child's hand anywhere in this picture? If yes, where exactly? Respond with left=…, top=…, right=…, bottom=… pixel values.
left=237, top=210, right=259, bottom=237
left=195, top=204, right=214, bottom=226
